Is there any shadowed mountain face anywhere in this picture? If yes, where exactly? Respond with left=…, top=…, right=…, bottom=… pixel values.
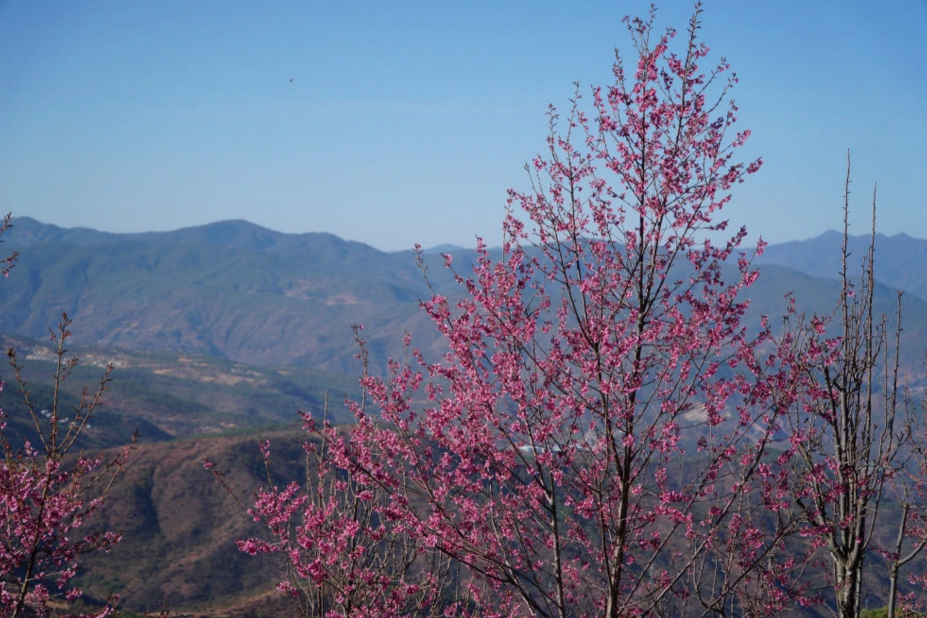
left=2, top=218, right=927, bottom=383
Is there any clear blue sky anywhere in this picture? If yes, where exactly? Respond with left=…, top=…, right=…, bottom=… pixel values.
left=1, top=1, right=924, bottom=251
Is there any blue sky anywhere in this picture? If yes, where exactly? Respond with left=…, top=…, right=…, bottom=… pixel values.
left=0, top=0, right=924, bottom=251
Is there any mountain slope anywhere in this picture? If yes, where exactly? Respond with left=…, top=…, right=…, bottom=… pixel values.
left=74, top=430, right=312, bottom=615
left=2, top=218, right=926, bottom=382
left=1, top=218, right=449, bottom=374
left=0, top=332, right=361, bottom=447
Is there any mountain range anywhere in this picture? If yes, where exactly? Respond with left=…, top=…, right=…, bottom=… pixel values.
left=3, top=216, right=927, bottom=615
left=3, top=217, right=927, bottom=379
left=756, top=229, right=927, bottom=301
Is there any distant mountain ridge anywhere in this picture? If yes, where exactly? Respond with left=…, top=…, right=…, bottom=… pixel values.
left=2, top=217, right=926, bottom=380
left=11, top=216, right=391, bottom=257
left=10, top=217, right=476, bottom=255
left=756, top=230, right=927, bottom=301
left=0, top=217, right=450, bottom=374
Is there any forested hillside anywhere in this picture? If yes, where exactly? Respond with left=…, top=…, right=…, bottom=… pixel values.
left=4, top=217, right=927, bottom=384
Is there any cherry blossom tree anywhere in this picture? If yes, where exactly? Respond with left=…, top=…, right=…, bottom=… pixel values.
left=0, top=215, right=134, bottom=618
left=230, top=5, right=812, bottom=617
left=884, top=411, right=927, bottom=618
left=773, top=162, right=926, bottom=618
left=208, top=394, right=457, bottom=618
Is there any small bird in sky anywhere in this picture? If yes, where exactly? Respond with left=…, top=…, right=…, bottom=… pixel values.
left=289, top=78, right=293, bottom=83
